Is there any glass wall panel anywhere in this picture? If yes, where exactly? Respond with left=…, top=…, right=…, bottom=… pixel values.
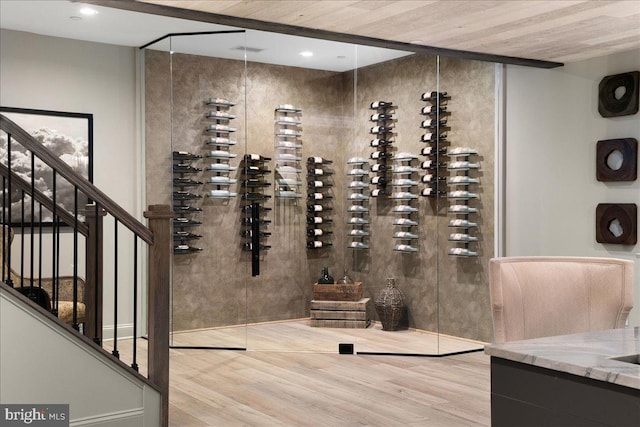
left=143, top=27, right=495, bottom=355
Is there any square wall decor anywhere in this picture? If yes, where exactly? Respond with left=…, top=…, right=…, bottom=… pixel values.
left=596, top=138, right=638, bottom=182
left=596, top=203, right=637, bottom=245
left=598, top=71, right=639, bottom=118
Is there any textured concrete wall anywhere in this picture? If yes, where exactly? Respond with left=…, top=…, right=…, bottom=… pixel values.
left=145, top=50, right=494, bottom=342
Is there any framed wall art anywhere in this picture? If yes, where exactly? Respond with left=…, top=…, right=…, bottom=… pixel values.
left=0, top=107, right=93, bottom=226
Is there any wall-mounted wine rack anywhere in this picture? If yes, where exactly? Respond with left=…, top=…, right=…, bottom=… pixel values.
left=392, top=151, right=419, bottom=253
left=447, top=149, right=480, bottom=257
left=240, top=154, right=272, bottom=252
left=369, top=101, right=395, bottom=198
left=274, top=105, right=303, bottom=199
left=306, top=156, right=334, bottom=249
left=347, top=156, right=370, bottom=250
left=204, top=98, right=238, bottom=199
left=172, top=151, right=203, bottom=254
left=419, top=91, right=450, bottom=199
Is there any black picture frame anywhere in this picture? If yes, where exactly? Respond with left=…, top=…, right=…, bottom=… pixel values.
left=0, top=106, right=93, bottom=226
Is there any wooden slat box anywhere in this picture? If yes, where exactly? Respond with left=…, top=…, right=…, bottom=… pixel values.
left=310, top=297, right=370, bottom=328
left=313, top=282, right=362, bottom=301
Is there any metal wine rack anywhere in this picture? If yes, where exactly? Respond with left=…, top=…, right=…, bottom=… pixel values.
left=391, top=151, right=419, bottom=253
left=447, top=148, right=480, bottom=257
left=203, top=97, right=238, bottom=199
left=419, top=91, right=450, bottom=199
left=172, top=151, right=203, bottom=254
left=369, top=101, right=395, bottom=198
left=240, top=154, right=272, bottom=252
left=274, top=105, right=303, bottom=200
left=306, top=156, right=334, bottom=250
left=346, top=156, right=370, bottom=250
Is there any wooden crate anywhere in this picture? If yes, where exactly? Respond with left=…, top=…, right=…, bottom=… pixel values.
left=310, top=298, right=370, bottom=328
left=313, top=282, right=362, bottom=301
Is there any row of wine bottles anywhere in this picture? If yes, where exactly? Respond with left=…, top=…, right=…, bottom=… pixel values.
left=369, top=100, right=395, bottom=198
left=274, top=105, right=303, bottom=199
left=306, top=156, right=333, bottom=249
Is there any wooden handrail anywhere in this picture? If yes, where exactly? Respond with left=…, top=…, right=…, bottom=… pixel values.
left=1, top=114, right=153, bottom=244
left=0, top=163, right=89, bottom=236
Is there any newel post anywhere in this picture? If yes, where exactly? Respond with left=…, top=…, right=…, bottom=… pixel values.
left=85, top=203, right=106, bottom=344
left=144, top=204, right=173, bottom=427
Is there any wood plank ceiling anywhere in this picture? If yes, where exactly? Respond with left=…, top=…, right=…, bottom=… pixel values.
left=137, top=0, right=640, bottom=63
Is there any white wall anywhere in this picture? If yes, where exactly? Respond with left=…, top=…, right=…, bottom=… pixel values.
left=0, top=29, right=142, bottom=335
left=0, top=287, right=160, bottom=426
left=505, top=48, right=640, bottom=326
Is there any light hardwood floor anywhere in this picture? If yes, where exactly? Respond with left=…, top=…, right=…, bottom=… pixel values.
left=106, top=321, right=491, bottom=426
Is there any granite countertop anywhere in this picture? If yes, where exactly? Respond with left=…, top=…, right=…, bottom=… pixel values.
left=484, top=327, right=640, bottom=390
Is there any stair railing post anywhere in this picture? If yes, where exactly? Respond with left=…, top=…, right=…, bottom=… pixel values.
left=85, top=203, right=106, bottom=344
left=143, top=204, right=173, bottom=427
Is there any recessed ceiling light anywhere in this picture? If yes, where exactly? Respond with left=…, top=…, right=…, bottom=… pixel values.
left=79, top=7, right=99, bottom=16
left=300, top=51, right=313, bottom=57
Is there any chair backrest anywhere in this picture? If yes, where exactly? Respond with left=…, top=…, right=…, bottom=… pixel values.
left=489, top=256, right=634, bottom=343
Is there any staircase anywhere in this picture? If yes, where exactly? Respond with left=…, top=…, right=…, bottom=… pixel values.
left=0, top=114, right=171, bottom=426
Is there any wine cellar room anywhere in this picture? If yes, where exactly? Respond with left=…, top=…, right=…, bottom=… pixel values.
left=144, top=29, right=495, bottom=355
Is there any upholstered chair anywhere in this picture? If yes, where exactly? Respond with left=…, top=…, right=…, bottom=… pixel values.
left=1, top=224, right=86, bottom=325
left=489, top=256, right=633, bottom=343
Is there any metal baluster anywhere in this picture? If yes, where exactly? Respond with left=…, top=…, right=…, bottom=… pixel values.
left=131, top=235, right=138, bottom=372
left=29, top=153, right=35, bottom=297
left=38, top=202, right=42, bottom=292
left=51, top=171, right=58, bottom=316
left=72, top=186, right=79, bottom=330
left=2, top=177, right=6, bottom=284
left=20, top=190, right=25, bottom=290
left=112, top=218, right=119, bottom=359
left=6, top=135, right=12, bottom=287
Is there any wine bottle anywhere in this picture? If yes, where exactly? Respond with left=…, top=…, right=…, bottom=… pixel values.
left=307, top=216, right=332, bottom=224
left=449, top=161, right=479, bottom=169
left=392, top=205, right=418, bottom=213
left=370, top=101, right=393, bottom=109
left=307, top=228, right=333, bottom=237
left=308, top=192, right=333, bottom=200
left=370, top=113, right=394, bottom=121
left=348, top=217, right=370, bottom=225
left=206, top=136, right=236, bottom=146
left=174, top=245, right=203, bottom=254
left=448, top=205, right=478, bottom=214
left=173, top=178, right=203, bottom=187
left=207, top=163, right=236, bottom=172
left=307, top=204, right=333, bottom=213
left=448, top=191, right=478, bottom=199
left=394, top=244, right=418, bottom=253
left=421, top=174, right=446, bottom=183
left=245, top=165, right=271, bottom=175
left=207, top=190, right=238, bottom=198
left=420, top=91, right=447, bottom=100
left=240, top=230, right=272, bottom=238
left=370, top=126, right=394, bottom=134
left=371, top=176, right=387, bottom=185
left=421, top=188, right=446, bottom=197
left=173, top=151, right=202, bottom=160
left=348, top=242, right=370, bottom=249
left=348, top=193, right=369, bottom=200
left=173, top=218, right=202, bottom=227
left=244, top=179, right=271, bottom=188
left=207, top=176, right=237, bottom=185
left=206, top=124, right=236, bottom=133
left=393, top=179, right=419, bottom=187
left=448, top=147, right=478, bottom=156
left=173, top=205, right=203, bottom=213
left=307, top=240, right=332, bottom=249
left=242, top=192, right=272, bottom=201
left=173, top=163, right=202, bottom=173
left=449, top=247, right=478, bottom=257
left=449, top=219, right=478, bottom=228
left=421, top=132, right=447, bottom=142
left=347, top=169, right=368, bottom=176
left=348, top=205, right=370, bottom=213
left=242, top=243, right=271, bottom=251
left=348, top=181, right=369, bottom=188
left=448, top=176, right=480, bottom=185
left=371, top=163, right=390, bottom=172
left=421, top=105, right=447, bottom=115
left=308, top=180, right=324, bottom=188
left=394, top=218, right=418, bottom=226
left=370, top=188, right=388, bottom=197
left=308, top=168, right=334, bottom=176
left=348, top=229, right=369, bottom=237
left=244, top=154, right=272, bottom=162
left=173, top=191, right=202, bottom=200
left=370, top=151, right=393, bottom=160
left=173, top=231, right=202, bottom=240
left=393, top=165, right=418, bottom=174
left=420, top=147, right=447, bottom=156
left=206, top=150, right=237, bottom=159
left=241, top=205, right=272, bottom=213
left=206, top=110, right=235, bottom=120
left=420, top=118, right=447, bottom=129
left=241, top=217, right=272, bottom=225
left=307, top=156, right=333, bottom=165
left=420, top=160, right=447, bottom=170
left=317, top=267, right=334, bottom=283
left=394, top=152, right=418, bottom=161
left=206, top=97, right=235, bottom=106
left=370, top=138, right=393, bottom=147
left=449, top=233, right=479, bottom=242
left=394, top=231, right=419, bottom=239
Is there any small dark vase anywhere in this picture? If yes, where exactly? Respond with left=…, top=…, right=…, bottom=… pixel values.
left=375, top=278, right=406, bottom=331
left=318, top=267, right=334, bottom=284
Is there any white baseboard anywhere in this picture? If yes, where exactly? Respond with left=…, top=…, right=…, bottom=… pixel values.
left=71, top=407, right=144, bottom=426
left=101, top=323, right=134, bottom=341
